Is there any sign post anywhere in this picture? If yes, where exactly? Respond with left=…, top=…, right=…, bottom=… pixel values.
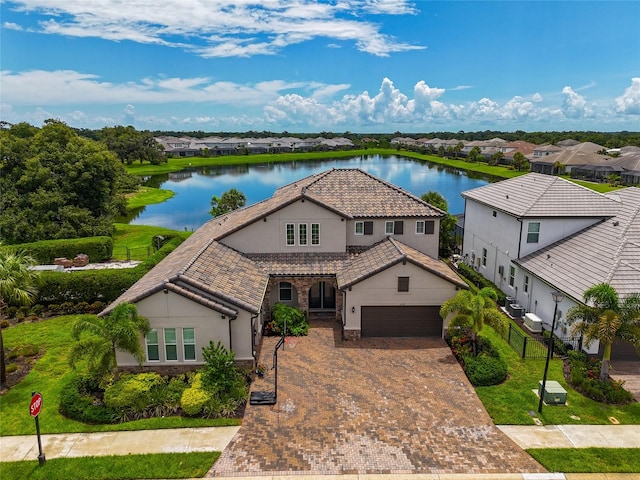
left=30, top=392, right=45, bottom=465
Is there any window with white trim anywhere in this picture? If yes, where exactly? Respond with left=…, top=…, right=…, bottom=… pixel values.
left=385, top=221, right=394, bottom=235
left=523, top=275, right=530, bottom=294
left=355, top=221, right=364, bottom=235
left=279, top=281, right=292, bottom=301
left=527, top=222, right=540, bottom=243
left=299, top=223, right=307, bottom=246
left=286, top=223, right=295, bottom=246
left=482, top=248, right=487, bottom=267
left=164, top=328, right=178, bottom=361
left=355, top=221, right=373, bottom=235
left=146, top=329, right=159, bottom=361
left=509, top=266, right=516, bottom=287
left=311, top=223, right=320, bottom=245
left=385, top=220, right=404, bottom=235
left=416, top=221, right=425, bottom=234
left=182, top=328, right=196, bottom=361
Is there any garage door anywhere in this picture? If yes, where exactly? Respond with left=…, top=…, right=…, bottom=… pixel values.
left=361, top=306, right=442, bottom=337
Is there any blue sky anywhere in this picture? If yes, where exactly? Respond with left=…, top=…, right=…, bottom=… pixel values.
left=1, top=0, right=639, bottom=133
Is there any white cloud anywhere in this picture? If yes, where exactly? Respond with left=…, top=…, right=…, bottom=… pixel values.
left=561, top=86, right=591, bottom=119
left=7, top=0, right=424, bottom=57
left=3, top=22, right=24, bottom=31
left=532, top=92, right=543, bottom=103
left=614, top=77, right=640, bottom=115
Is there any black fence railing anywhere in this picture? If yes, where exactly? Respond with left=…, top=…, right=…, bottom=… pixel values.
left=501, top=323, right=583, bottom=360
left=112, top=246, right=153, bottom=262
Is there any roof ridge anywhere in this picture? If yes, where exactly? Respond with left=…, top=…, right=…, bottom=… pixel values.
left=301, top=168, right=335, bottom=195
left=387, top=236, right=406, bottom=258
left=178, top=237, right=218, bottom=276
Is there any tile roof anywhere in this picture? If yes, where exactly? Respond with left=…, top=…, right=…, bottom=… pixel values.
left=515, top=187, right=640, bottom=301
left=246, top=252, right=351, bottom=276
left=531, top=142, right=608, bottom=166
left=337, top=237, right=467, bottom=289
left=462, top=172, right=619, bottom=218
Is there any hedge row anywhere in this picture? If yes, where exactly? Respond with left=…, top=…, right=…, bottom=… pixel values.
left=35, top=237, right=183, bottom=306
left=1, top=236, right=114, bottom=264
left=456, top=263, right=507, bottom=305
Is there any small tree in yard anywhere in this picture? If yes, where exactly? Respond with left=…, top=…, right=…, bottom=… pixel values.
left=210, top=188, right=246, bottom=217
left=440, top=287, right=506, bottom=356
left=70, top=303, right=150, bottom=381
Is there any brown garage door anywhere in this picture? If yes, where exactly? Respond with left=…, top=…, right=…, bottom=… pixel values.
left=361, top=306, right=442, bottom=337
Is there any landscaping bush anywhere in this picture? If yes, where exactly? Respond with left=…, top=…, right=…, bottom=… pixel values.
left=456, top=263, right=507, bottom=305
left=1, top=236, right=113, bottom=264
left=180, top=373, right=211, bottom=416
left=269, top=303, right=309, bottom=336
left=567, top=351, right=633, bottom=405
left=59, top=376, right=116, bottom=424
left=464, top=353, right=508, bottom=386
left=199, top=342, right=248, bottom=417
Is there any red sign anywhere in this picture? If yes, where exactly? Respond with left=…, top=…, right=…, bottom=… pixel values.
left=30, top=393, right=43, bottom=417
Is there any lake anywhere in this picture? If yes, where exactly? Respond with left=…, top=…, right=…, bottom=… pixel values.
left=128, top=155, right=490, bottom=231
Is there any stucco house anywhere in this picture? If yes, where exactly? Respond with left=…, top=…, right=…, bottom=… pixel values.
left=461, top=173, right=640, bottom=359
left=102, top=168, right=467, bottom=372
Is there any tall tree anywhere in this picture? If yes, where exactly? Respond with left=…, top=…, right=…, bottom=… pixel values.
left=0, top=249, right=39, bottom=388
left=440, top=287, right=506, bottom=355
left=98, top=125, right=166, bottom=165
left=421, top=191, right=457, bottom=258
left=566, top=283, right=640, bottom=381
left=69, top=303, right=150, bottom=381
left=210, top=188, right=247, bottom=217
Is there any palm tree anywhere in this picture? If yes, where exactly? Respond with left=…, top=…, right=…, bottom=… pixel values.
left=0, top=249, right=39, bottom=388
left=440, top=287, right=506, bottom=355
left=566, top=283, right=640, bottom=381
left=70, top=303, right=150, bottom=381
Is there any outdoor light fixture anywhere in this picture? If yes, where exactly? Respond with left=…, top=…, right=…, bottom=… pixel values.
left=538, top=291, right=565, bottom=414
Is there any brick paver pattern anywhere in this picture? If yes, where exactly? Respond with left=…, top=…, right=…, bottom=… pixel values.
left=211, top=319, right=545, bottom=476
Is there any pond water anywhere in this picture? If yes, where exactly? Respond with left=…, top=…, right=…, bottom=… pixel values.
left=127, top=155, right=490, bottom=231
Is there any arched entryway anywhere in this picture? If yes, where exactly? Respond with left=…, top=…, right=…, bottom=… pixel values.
left=308, top=281, right=336, bottom=311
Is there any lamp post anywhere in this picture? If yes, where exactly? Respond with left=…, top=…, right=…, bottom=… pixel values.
left=538, top=291, right=565, bottom=414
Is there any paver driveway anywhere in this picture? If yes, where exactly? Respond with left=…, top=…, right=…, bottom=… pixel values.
left=211, top=319, right=545, bottom=476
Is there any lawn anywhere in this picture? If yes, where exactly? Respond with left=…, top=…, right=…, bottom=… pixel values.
left=125, top=186, right=174, bottom=210
left=475, top=326, right=640, bottom=425
left=111, top=223, right=190, bottom=261
left=0, top=316, right=240, bottom=436
left=0, top=452, right=219, bottom=480
left=527, top=448, right=640, bottom=473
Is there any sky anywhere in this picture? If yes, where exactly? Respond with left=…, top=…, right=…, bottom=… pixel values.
left=1, top=0, right=639, bottom=133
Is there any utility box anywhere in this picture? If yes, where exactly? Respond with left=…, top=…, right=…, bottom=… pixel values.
left=524, top=313, right=543, bottom=333
left=508, top=303, right=525, bottom=318
left=538, top=380, right=567, bottom=405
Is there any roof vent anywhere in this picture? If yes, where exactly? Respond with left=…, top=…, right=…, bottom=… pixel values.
left=613, top=221, right=619, bottom=226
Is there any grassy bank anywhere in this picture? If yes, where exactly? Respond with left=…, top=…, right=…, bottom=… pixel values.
left=0, top=452, right=219, bottom=480
left=0, top=316, right=239, bottom=436
left=125, top=186, right=174, bottom=209
left=112, top=223, right=191, bottom=261
left=475, top=327, right=640, bottom=425
left=528, top=448, right=640, bottom=473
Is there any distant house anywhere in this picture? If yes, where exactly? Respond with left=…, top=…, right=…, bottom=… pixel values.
left=461, top=173, right=640, bottom=359
left=102, top=169, right=466, bottom=372
left=530, top=142, right=608, bottom=174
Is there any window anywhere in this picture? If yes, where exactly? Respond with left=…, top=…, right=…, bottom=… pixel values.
left=398, top=276, right=410, bottom=292
left=279, top=281, right=292, bottom=301
left=492, top=210, right=497, bottom=217
left=509, top=266, right=515, bottom=287
left=164, top=328, right=177, bottom=361
left=146, top=329, right=159, bottom=361
left=363, top=221, right=373, bottom=235
left=527, top=222, right=540, bottom=243
left=425, top=220, right=435, bottom=234
left=523, top=275, right=530, bottom=294
left=183, top=328, right=196, bottom=361
left=355, top=221, right=364, bottom=235
left=299, top=224, right=307, bottom=246
left=385, top=220, right=404, bottom=235
left=311, top=223, right=320, bottom=245
left=416, top=221, right=425, bottom=234
left=482, top=248, right=487, bottom=267
left=286, top=223, right=295, bottom=246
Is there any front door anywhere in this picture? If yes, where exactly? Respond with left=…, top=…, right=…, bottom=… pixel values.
left=309, top=281, right=336, bottom=310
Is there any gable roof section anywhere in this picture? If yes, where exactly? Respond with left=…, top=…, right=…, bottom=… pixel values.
left=515, top=187, right=640, bottom=301
left=462, top=172, right=619, bottom=218
left=337, top=237, right=467, bottom=289
left=532, top=142, right=608, bottom=166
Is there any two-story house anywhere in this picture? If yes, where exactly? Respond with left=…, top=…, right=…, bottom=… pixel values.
left=101, top=168, right=467, bottom=373
left=462, top=173, right=640, bottom=358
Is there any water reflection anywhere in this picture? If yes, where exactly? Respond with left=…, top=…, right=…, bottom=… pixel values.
left=126, top=155, right=489, bottom=231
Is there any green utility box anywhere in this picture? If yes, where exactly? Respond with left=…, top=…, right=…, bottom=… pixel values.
left=538, top=380, right=567, bottom=405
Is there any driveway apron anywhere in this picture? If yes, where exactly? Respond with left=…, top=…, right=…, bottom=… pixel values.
left=211, top=319, right=545, bottom=476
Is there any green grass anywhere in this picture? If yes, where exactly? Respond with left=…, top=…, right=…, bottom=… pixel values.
left=475, top=327, right=640, bottom=425
left=527, top=448, right=640, bottom=473
left=0, top=452, right=219, bottom=480
left=0, top=316, right=240, bottom=436
left=111, top=223, right=190, bottom=260
left=125, top=186, right=174, bottom=209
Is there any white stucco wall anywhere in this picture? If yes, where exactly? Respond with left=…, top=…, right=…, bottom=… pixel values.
left=342, top=262, right=459, bottom=334
left=222, top=200, right=346, bottom=253
left=346, top=218, right=440, bottom=257
left=116, top=291, right=256, bottom=367
left=518, top=217, right=603, bottom=258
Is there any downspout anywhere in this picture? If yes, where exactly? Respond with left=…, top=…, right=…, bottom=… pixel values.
left=250, top=312, right=259, bottom=365
left=516, top=218, right=523, bottom=259
left=227, top=314, right=238, bottom=352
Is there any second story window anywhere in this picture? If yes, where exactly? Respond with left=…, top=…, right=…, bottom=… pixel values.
left=397, top=276, right=410, bottom=292
left=286, top=223, right=295, bottom=246
left=482, top=248, right=487, bottom=267
left=311, top=223, right=320, bottom=245
left=299, top=224, right=307, bottom=246
left=356, top=221, right=373, bottom=235
left=355, top=221, right=364, bottom=235
left=416, top=221, right=425, bottom=234
left=527, top=222, right=540, bottom=243
left=509, top=266, right=516, bottom=287
left=385, top=220, right=404, bottom=235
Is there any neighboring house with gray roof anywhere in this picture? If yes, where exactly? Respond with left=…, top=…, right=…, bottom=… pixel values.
left=103, top=169, right=466, bottom=372
left=462, top=173, right=640, bottom=359
left=530, top=142, right=608, bottom=175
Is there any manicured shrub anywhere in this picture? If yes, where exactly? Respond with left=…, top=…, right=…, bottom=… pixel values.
left=270, top=303, right=309, bottom=336
left=567, top=351, right=633, bottom=404
left=180, top=373, right=211, bottom=416
left=464, top=354, right=508, bottom=386
left=1, top=236, right=113, bottom=264
left=199, top=342, right=248, bottom=417
left=456, top=263, right=507, bottom=305
left=59, top=376, right=115, bottom=424
left=104, top=373, right=165, bottom=420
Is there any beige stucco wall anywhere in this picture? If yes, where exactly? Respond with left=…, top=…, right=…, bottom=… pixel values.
left=345, top=218, right=440, bottom=257
left=342, top=262, right=459, bottom=335
left=222, top=200, right=346, bottom=253
left=116, top=291, right=256, bottom=368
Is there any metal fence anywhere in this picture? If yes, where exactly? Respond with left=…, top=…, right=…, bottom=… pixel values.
left=501, top=323, right=583, bottom=360
left=111, top=246, right=153, bottom=262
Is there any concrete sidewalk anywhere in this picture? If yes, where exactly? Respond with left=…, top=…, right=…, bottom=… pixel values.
left=0, top=426, right=240, bottom=462
left=497, top=425, right=640, bottom=449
